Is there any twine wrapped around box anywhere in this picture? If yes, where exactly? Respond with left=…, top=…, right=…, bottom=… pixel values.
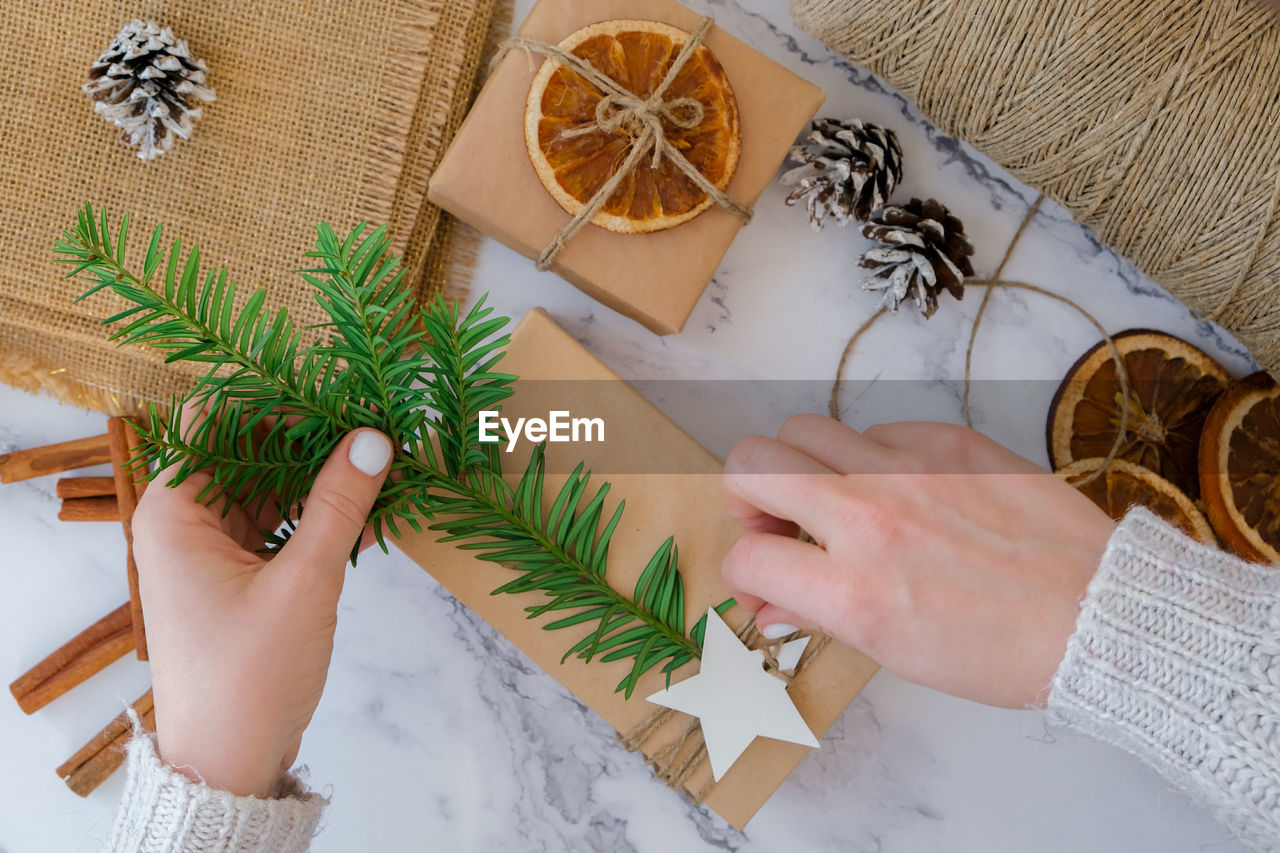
left=792, top=0, right=1280, bottom=378
left=617, top=616, right=830, bottom=805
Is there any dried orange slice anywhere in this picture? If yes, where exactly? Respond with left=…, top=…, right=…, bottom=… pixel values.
left=523, top=19, right=741, bottom=234
left=1198, top=371, right=1280, bottom=563
left=1058, top=458, right=1216, bottom=545
left=1047, top=330, right=1229, bottom=499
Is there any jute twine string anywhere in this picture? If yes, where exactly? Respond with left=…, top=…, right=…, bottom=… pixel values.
left=829, top=194, right=1134, bottom=486
left=791, top=0, right=1280, bottom=379
left=492, top=17, right=752, bottom=271
left=617, top=615, right=831, bottom=803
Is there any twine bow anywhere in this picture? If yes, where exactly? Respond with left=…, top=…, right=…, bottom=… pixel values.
left=494, top=17, right=753, bottom=271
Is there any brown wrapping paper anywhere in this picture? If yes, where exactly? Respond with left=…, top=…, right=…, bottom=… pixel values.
left=427, top=0, right=825, bottom=335
left=393, top=309, right=878, bottom=829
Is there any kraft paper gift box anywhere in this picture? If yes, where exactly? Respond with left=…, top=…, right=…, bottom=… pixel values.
left=427, top=0, right=825, bottom=335
left=394, top=308, right=878, bottom=828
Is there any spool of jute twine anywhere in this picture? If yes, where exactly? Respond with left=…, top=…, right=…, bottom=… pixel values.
left=793, top=0, right=1280, bottom=380
left=492, top=16, right=752, bottom=270
left=617, top=613, right=831, bottom=803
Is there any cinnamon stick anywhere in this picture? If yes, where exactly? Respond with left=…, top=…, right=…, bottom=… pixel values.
left=108, top=417, right=148, bottom=661
left=56, top=689, right=154, bottom=797
left=56, top=476, right=117, bottom=499
left=0, top=434, right=112, bottom=483
left=9, top=603, right=135, bottom=714
left=58, top=496, right=120, bottom=522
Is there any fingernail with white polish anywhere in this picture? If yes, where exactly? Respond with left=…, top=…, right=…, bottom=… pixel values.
left=349, top=432, right=392, bottom=476
left=761, top=622, right=798, bottom=640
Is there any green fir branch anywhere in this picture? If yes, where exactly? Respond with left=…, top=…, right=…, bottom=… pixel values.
left=429, top=444, right=700, bottom=697
left=55, top=204, right=732, bottom=696
left=132, top=397, right=334, bottom=518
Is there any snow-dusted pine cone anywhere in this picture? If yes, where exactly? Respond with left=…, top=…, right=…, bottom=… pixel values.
left=84, top=20, right=216, bottom=161
left=780, top=118, right=903, bottom=230
left=859, top=198, right=975, bottom=318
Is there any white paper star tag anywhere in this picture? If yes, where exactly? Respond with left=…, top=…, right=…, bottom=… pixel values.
left=646, top=608, right=819, bottom=781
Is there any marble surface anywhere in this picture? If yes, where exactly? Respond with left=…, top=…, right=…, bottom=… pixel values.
left=0, top=1, right=1260, bottom=850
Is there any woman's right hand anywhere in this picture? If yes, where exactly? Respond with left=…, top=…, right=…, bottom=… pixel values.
left=719, top=414, right=1115, bottom=709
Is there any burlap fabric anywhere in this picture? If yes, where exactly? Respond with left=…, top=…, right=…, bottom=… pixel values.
left=792, top=0, right=1280, bottom=379
left=0, top=0, right=504, bottom=414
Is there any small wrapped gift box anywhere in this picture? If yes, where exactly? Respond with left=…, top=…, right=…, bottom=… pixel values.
left=427, top=0, right=824, bottom=334
left=394, top=308, right=878, bottom=828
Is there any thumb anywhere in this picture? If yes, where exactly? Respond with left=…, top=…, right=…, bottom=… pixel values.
left=282, top=430, right=392, bottom=572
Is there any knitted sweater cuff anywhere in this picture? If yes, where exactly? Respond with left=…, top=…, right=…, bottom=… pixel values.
left=107, top=713, right=325, bottom=853
left=1049, top=506, right=1280, bottom=850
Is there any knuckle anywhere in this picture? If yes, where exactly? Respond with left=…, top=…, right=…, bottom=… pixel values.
left=724, top=435, right=773, bottom=477
left=800, top=558, right=888, bottom=651
left=842, top=578, right=891, bottom=650
left=831, top=494, right=902, bottom=550
left=721, top=531, right=769, bottom=588
left=129, top=494, right=170, bottom=566
left=861, top=423, right=927, bottom=473
left=777, top=412, right=826, bottom=444
left=931, top=422, right=978, bottom=460
left=862, top=423, right=892, bottom=444
left=131, top=529, right=159, bottom=569
left=881, top=449, right=927, bottom=476
left=828, top=557, right=904, bottom=650
left=130, top=493, right=160, bottom=536
left=307, top=488, right=368, bottom=531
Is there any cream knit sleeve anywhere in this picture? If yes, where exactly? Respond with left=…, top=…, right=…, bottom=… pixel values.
left=1050, top=506, right=1280, bottom=851
left=106, top=714, right=325, bottom=853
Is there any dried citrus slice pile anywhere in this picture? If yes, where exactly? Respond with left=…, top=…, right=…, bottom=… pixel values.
left=524, top=19, right=741, bottom=234
left=1199, top=372, right=1280, bottom=563
left=1047, top=329, right=1228, bottom=499
left=1057, top=458, right=1216, bottom=544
